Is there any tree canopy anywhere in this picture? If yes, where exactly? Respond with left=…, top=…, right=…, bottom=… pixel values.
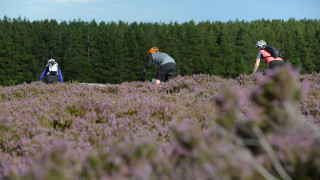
left=0, top=17, right=319, bottom=86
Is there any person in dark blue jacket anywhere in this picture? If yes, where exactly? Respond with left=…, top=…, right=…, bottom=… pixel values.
left=40, top=59, right=63, bottom=84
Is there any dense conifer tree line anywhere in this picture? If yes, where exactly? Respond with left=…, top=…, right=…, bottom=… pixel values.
left=0, top=16, right=319, bottom=86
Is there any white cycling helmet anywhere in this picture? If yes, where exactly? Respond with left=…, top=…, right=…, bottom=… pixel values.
left=255, top=40, right=267, bottom=48
left=48, top=59, right=56, bottom=64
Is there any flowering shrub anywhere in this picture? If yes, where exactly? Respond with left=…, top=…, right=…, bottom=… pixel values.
left=0, top=65, right=320, bottom=179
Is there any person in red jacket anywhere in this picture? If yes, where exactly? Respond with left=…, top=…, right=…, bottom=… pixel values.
left=252, top=40, right=285, bottom=75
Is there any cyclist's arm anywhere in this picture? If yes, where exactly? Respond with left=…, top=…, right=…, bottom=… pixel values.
left=252, top=52, right=262, bottom=74
left=252, top=58, right=261, bottom=74
left=146, top=55, right=153, bottom=69
left=39, top=67, right=48, bottom=81
left=59, top=68, right=63, bottom=82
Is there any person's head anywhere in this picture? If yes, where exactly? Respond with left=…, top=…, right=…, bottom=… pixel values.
left=255, top=40, right=267, bottom=49
left=48, top=59, right=56, bottom=64
left=148, top=47, right=159, bottom=55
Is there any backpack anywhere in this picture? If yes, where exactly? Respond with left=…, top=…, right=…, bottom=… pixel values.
left=264, top=45, right=281, bottom=58
left=48, top=61, right=58, bottom=75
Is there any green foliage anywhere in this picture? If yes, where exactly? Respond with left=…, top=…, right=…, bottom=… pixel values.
left=0, top=18, right=319, bottom=86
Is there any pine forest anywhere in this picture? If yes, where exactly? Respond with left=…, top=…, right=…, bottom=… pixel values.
left=0, top=17, right=319, bottom=86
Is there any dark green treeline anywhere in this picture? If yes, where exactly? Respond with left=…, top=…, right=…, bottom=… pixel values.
left=0, top=17, right=319, bottom=86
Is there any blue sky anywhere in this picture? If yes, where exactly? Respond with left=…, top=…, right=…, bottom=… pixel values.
left=0, top=0, right=319, bottom=23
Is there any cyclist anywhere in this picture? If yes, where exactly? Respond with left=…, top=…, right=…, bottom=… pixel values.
left=253, top=40, right=285, bottom=75
left=40, top=59, right=63, bottom=84
left=142, top=47, right=176, bottom=84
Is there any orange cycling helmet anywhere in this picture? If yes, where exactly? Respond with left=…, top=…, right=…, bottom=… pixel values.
left=149, top=47, right=159, bottom=55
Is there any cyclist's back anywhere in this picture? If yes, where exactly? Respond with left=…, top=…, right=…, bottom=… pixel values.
left=147, top=52, right=175, bottom=67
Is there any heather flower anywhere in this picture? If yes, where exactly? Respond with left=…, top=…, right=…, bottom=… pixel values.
left=0, top=71, right=319, bottom=179
left=214, top=82, right=243, bottom=130
left=250, top=64, right=302, bottom=129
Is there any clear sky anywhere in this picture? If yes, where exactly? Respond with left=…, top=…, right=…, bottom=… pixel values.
left=0, top=0, right=319, bottom=23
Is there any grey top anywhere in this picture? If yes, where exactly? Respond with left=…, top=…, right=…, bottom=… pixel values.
left=146, top=52, right=175, bottom=69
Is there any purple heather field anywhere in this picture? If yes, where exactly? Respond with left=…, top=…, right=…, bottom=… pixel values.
left=0, top=65, right=320, bottom=180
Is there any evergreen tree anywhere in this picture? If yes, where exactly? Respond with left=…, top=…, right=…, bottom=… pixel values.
left=0, top=18, right=319, bottom=86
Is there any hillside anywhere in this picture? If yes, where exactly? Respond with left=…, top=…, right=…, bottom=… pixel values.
left=0, top=65, right=320, bottom=179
